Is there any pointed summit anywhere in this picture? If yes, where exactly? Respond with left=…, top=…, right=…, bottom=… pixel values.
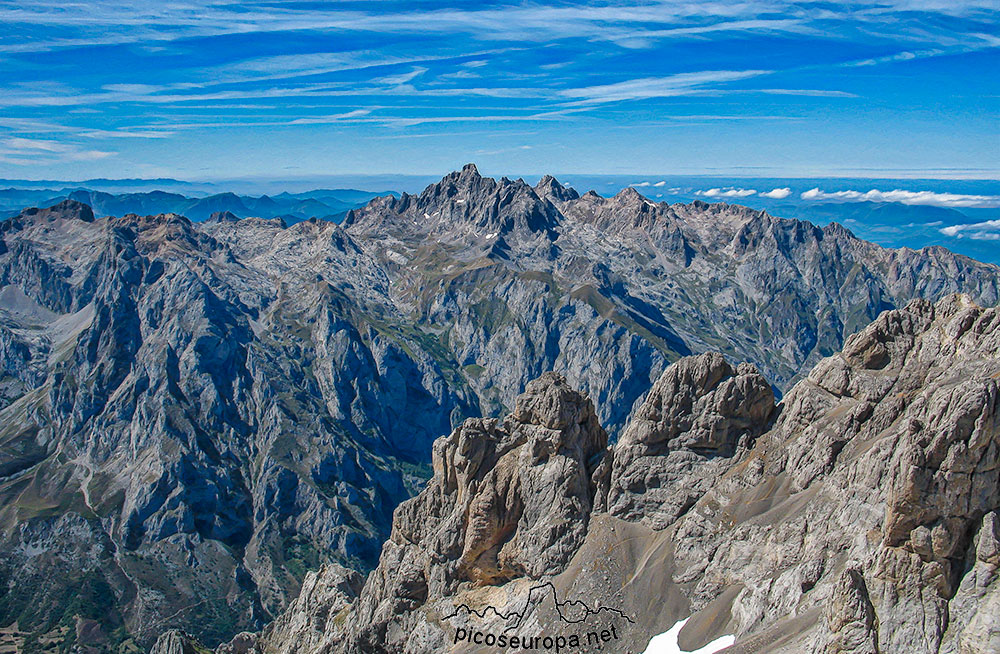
left=534, top=175, right=580, bottom=202
left=614, top=186, right=646, bottom=203
left=350, top=164, right=561, bottom=242
left=208, top=210, right=240, bottom=223
left=434, top=163, right=488, bottom=192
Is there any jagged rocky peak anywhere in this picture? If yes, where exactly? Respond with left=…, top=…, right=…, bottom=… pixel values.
left=596, top=352, right=775, bottom=528
left=207, top=210, right=241, bottom=223
left=346, top=162, right=561, bottom=242
left=458, top=161, right=482, bottom=180
left=14, top=198, right=96, bottom=223
left=582, top=184, right=661, bottom=217
left=666, top=199, right=771, bottom=246
left=412, top=371, right=607, bottom=586
left=509, top=369, right=604, bottom=435
left=112, top=211, right=221, bottom=258
left=625, top=354, right=774, bottom=454
left=614, top=185, right=651, bottom=204
left=150, top=630, right=206, bottom=654
left=534, top=174, right=580, bottom=203
left=670, top=293, right=1000, bottom=653
left=555, top=182, right=690, bottom=245
left=423, top=162, right=494, bottom=199
left=224, top=562, right=363, bottom=654
left=294, top=373, right=612, bottom=651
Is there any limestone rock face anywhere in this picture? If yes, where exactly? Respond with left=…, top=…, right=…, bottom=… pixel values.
left=453, top=372, right=606, bottom=583
left=242, top=295, right=1000, bottom=654
left=210, top=373, right=608, bottom=654
left=342, top=372, right=606, bottom=652
left=826, top=568, right=880, bottom=654
left=151, top=631, right=207, bottom=654
left=218, top=563, right=361, bottom=654
left=664, top=295, right=1000, bottom=654
left=597, top=352, right=775, bottom=528
left=939, top=512, right=1000, bottom=654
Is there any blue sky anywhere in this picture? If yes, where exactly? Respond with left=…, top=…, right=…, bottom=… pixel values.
left=0, top=1, right=997, bottom=181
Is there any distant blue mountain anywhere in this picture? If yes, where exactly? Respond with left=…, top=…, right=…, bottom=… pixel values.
left=0, top=187, right=398, bottom=224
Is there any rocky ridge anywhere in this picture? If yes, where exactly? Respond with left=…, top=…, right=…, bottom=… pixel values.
left=1, top=166, right=999, bottom=649
left=213, top=294, right=1000, bottom=654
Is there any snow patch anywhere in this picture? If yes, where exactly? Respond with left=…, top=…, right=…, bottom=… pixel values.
left=641, top=618, right=735, bottom=654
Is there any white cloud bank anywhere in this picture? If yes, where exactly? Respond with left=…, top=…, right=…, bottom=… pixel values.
left=940, top=219, right=1000, bottom=241
left=760, top=187, right=792, bottom=199
left=696, top=187, right=757, bottom=198
left=800, top=188, right=1000, bottom=208
left=642, top=618, right=735, bottom=654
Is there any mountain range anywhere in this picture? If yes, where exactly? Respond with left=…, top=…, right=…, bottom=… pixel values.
left=0, top=187, right=395, bottom=224
left=0, top=164, right=997, bottom=652
left=186, top=292, right=999, bottom=654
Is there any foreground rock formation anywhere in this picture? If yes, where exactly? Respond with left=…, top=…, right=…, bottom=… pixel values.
left=204, top=294, right=999, bottom=653
left=2, top=167, right=999, bottom=649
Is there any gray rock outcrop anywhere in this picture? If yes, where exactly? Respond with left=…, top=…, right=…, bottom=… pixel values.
left=826, top=568, right=880, bottom=654
left=151, top=630, right=208, bottom=654
left=596, top=352, right=775, bottom=528
left=345, top=372, right=606, bottom=652
left=239, top=295, right=1000, bottom=654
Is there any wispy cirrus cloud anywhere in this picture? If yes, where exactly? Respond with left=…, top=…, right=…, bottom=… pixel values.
left=1, top=1, right=994, bottom=50
left=1, top=136, right=114, bottom=162
left=750, top=88, right=858, bottom=98
left=186, top=49, right=518, bottom=89
left=77, top=128, right=176, bottom=139
left=560, top=70, right=771, bottom=104
left=0, top=0, right=997, bottom=178
left=0, top=3, right=811, bottom=53
left=474, top=144, right=533, bottom=156
left=0, top=75, right=548, bottom=109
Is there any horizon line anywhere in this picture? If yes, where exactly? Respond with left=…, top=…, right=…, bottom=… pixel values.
left=3, top=170, right=1000, bottom=186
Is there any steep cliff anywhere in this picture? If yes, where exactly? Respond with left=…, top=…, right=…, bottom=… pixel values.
left=225, top=294, right=999, bottom=654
